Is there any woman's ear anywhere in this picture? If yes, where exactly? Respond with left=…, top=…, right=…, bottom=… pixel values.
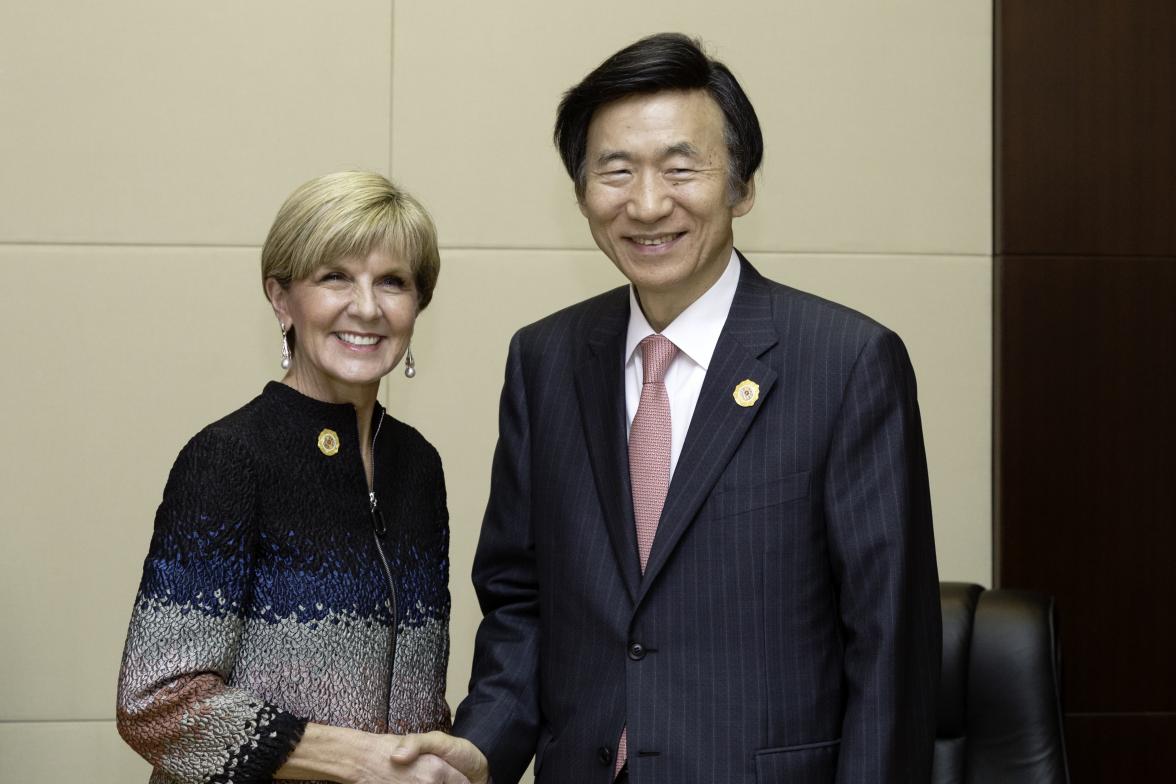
left=264, top=277, right=290, bottom=327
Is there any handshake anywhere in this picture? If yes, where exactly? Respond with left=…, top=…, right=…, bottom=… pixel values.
left=380, top=731, right=490, bottom=784
left=277, top=725, right=490, bottom=784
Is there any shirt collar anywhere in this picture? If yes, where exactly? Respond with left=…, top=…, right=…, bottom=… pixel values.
left=625, top=249, right=741, bottom=370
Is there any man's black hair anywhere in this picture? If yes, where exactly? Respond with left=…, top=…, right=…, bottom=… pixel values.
left=554, top=32, right=763, bottom=201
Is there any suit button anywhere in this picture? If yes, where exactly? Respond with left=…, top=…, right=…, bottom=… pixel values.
left=597, top=745, right=612, bottom=765
left=628, top=642, right=646, bottom=660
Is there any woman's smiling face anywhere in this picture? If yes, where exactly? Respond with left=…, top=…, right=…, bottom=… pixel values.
left=267, top=248, right=418, bottom=401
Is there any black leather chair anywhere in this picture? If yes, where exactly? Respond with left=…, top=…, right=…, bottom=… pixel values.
left=933, top=582, right=1070, bottom=784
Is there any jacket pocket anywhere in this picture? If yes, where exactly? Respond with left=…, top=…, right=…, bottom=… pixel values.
left=754, top=738, right=839, bottom=783
left=711, top=470, right=811, bottom=520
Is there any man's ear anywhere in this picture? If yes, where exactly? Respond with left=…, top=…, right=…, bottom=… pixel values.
left=263, top=277, right=290, bottom=327
left=732, top=178, right=756, bottom=218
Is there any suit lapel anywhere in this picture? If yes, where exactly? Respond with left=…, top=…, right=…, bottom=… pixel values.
left=573, top=289, right=642, bottom=602
left=637, top=256, right=780, bottom=605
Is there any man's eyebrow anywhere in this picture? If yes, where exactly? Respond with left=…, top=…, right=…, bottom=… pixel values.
left=592, top=142, right=703, bottom=169
left=593, top=150, right=632, bottom=168
left=663, top=141, right=702, bottom=159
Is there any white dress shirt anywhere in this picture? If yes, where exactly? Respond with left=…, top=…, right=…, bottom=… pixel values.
left=625, top=250, right=741, bottom=478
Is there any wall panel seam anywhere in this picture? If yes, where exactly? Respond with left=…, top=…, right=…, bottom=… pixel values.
left=435, top=248, right=993, bottom=259
left=388, top=0, right=396, bottom=178
left=0, top=718, right=117, bottom=724
left=995, top=252, right=1176, bottom=261
left=0, top=242, right=995, bottom=260
left=0, top=242, right=261, bottom=251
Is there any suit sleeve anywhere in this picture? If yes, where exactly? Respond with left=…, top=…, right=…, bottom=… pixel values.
left=452, top=331, right=541, bottom=784
left=116, top=428, right=305, bottom=784
left=823, top=329, right=941, bottom=784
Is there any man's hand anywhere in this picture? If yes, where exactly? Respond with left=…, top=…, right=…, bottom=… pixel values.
left=389, top=732, right=490, bottom=784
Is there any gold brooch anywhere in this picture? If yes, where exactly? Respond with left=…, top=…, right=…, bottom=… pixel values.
left=317, top=428, right=340, bottom=456
left=733, top=379, right=760, bottom=407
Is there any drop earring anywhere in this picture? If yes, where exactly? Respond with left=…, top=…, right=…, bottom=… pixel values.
left=404, top=345, right=416, bottom=378
left=280, top=324, right=292, bottom=370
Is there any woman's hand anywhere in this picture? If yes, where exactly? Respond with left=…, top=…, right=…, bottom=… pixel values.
left=389, top=732, right=490, bottom=784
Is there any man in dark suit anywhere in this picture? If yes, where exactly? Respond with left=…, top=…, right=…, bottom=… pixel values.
left=406, top=32, right=940, bottom=784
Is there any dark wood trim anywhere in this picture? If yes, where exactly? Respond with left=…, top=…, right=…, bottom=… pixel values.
left=996, top=255, right=1176, bottom=712
left=1064, top=714, right=1176, bottom=783
left=998, top=0, right=1176, bottom=257
left=995, top=0, right=1176, bottom=772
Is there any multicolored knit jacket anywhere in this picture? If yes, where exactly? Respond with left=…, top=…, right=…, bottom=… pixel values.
left=117, top=382, right=452, bottom=784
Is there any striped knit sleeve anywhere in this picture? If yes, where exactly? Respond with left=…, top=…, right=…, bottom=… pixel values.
left=116, top=428, right=306, bottom=784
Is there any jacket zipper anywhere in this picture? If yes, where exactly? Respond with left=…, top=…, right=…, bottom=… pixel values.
left=366, top=410, right=397, bottom=727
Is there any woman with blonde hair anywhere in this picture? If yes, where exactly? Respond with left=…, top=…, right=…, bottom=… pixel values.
left=117, top=171, right=486, bottom=784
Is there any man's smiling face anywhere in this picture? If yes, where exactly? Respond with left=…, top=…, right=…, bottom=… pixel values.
left=579, top=88, right=754, bottom=325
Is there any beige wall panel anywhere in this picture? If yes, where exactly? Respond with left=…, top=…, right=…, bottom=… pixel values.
left=0, top=246, right=278, bottom=719
left=0, top=721, right=151, bottom=782
left=0, top=2, right=392, bottom=245
left=753, top=252, right=992, bottom=584
left=392, top=0, right=991, bottom=255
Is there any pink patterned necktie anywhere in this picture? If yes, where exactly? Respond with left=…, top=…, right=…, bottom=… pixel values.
left=617, top=333, right=678, bottom=776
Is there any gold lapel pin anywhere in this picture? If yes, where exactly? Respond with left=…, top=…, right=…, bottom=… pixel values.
left=733, top=379, right=760, bottom=408
left=317, top=428, right=340, bottom=456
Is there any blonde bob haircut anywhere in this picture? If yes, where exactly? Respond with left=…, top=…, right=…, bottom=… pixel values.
left=261, top=171, right=440, bottom=309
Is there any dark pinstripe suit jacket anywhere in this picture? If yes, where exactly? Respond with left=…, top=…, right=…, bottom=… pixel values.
left=453, top=254, right=941, bottom=784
